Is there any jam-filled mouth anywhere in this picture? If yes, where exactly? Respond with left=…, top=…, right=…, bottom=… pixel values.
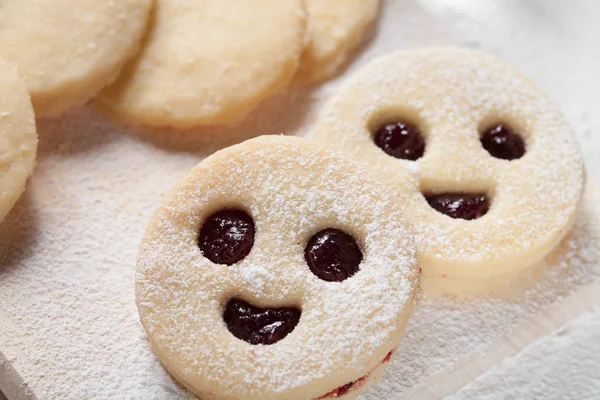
left=316, top=350, right=394, bottom=399
left=425, top=193, right=490, bottom=221
left=224, top=298, right=301, bottom=345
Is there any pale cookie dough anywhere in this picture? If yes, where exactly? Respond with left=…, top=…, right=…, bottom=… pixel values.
left=96, top=0, right=307, bottom=129
left=0, top=56, right=37, bottom=223
left=136, top=136, right=419, bottom=400
left=314, top=47, right=585, bottom=284
left=0, top=0, right=153, bottom=118
left=293, top=0, right=380, bottom=85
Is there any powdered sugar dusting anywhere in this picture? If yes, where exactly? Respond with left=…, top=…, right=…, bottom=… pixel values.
left=3, top=113, right=594, bottom=400
left=136, top=136, right=418, bottom=399
left=314, top=47, right=584, bottom=277
left=362, top=186, right=600, bottom=398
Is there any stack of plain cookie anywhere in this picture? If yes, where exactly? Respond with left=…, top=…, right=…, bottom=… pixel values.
left=0, top=0, right=378, bottom=125
left=0, top=0, right=379, bottom=224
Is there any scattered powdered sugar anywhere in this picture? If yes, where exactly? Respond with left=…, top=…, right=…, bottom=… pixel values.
left=447, top=305, right=600, bottom=400
left=1, top=105, right=598, bottom=400
left=1, top=103, right=598, bottom=400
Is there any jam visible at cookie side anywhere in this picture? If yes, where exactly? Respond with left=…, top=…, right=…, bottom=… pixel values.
left=198, top=209, right=255, bottom=265
left=318, top=380, right=356, bottom=398
left=373, top=122, right=425, bottom=161
left=223, top=299, right=301, bottom=345
left=318, top=376, right=367, bottom=399
left=480, top=124, right=525, bottom=160
left=316, top=352, right=391, bottom=398
left=305, top=229, right=363, bottom=282
left=382, top=350, right=393, bottom=363
left=426, top=194, right=489, bottom=220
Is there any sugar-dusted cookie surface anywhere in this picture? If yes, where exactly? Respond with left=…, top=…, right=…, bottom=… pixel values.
left=136, top=136, right=419, bottom=400
left=0, top=0, right=153, bottom=118
left=294, top=0, right=380, bottom=85
left=0, top=56, right=37, bottom=223
left=96, top=0, right=307, bottom=129
left=314, top=47, right=585, bottom=283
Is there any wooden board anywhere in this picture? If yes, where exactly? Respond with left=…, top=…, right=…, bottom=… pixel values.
left=2, top=1, right=600, bottom=399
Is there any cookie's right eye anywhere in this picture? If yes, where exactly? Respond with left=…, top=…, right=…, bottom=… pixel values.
left=480, top=123, right=525, bottom=160
left=198, top=209, right=255, bottom=265
left=372, top=121, right=425, bottom=161
left=305, top=228, right=363, bottom=282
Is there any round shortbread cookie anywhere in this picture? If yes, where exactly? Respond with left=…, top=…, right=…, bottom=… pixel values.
left=314, top=47, right=585, bottom=283
left=136, top=136, right=419, bottom=399
left=96, top=0, right=307, bottom=129
left=0, top=0, right=153, bottom=118
left=0, top=56, right=37, bottom=223
left=293, top=0, right=380, bottom=85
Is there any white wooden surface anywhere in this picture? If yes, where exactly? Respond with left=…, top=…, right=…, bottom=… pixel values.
left=449, top=305, right=600, bottom=399
left=1, top=1, right=600, bottom=399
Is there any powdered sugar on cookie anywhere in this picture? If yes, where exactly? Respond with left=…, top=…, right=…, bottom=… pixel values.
left=136, top=136, right=419, bottom=399
left=314, top=47, right=584, bottom=282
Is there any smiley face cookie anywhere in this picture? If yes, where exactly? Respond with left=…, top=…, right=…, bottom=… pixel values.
left=0, top=0, right=153, bottom=118
left=314, top=47, right=585, bottom=284
left=294, top=0, right=380, bottom=85
left=0, top=56, right=37, bottom=223
left=96, top=0, right=307, bottom=129
left=136, top=136, right=419, bottom=399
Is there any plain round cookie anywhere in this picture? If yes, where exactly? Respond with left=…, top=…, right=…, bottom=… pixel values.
left=293, top=0, right=380, bottom=85
left=136, top=136, right=419, bottom=400
left=0, top=56, right=37, bottom=223
left=96, top=0, right=307, bottom=129
left=314, top=47, right=585, bottom=282
left=0, top=0, right=153, bottom=118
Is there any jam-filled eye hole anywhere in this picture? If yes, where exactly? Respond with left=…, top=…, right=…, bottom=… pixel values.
left=198, top=209, right=255, bottom=265
left=373, top=121, right=425, bottom=161
left=305, top=228, right=363, bottom=282
left=425, top=193, right=489, bottom=220
left=223, top=298, right=301, bottom=345
left=480, top=123, right=525, bottom=160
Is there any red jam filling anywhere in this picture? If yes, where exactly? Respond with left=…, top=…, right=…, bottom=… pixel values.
left=316, top=351, right=394, bottom=398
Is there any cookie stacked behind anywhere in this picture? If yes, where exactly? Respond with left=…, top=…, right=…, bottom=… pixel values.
left=96, top=0, right=381, bottom=129
left=313, top=47, right=585, bottom=292
left=0, top=0, right=153, bottom=118
left=136, top=136, right=419, bottom=400
left=293, top=0, right=380, bottom=85
left=96, top=0, right=308, bottom=129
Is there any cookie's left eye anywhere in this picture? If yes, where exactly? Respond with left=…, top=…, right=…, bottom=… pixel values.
left=304, top=228, right=363, bottom=282
left=372, top=120, right=425, bottom=161
left=198, top=209, right=255, bottom=265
